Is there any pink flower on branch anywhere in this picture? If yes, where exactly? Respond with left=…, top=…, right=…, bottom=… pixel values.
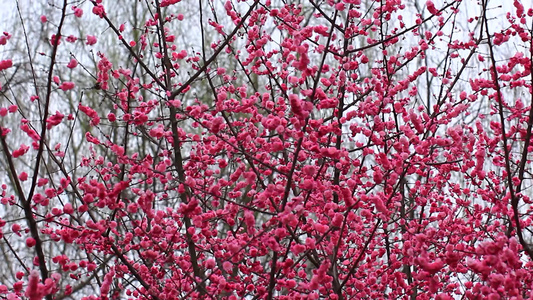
left=91, top=4, right=105, bottom=18
left=66, top=59, right=78, bottom=69
left=86, top=35, right=97, bottom=45
left=78, top=104, right=100, bottom=126
left=72, top=6, right=83, bottom=18
left=24, top=270, right=43, bottom=300
left=12, top=144, right=29, bottom=158
left=426, top=1, right=440, bottom=15
left=59, top=82, right=75, bottom=91
left=160, top=0, right=181, bottom=7
left=46, top=111, right=64, bottom=129
left=0, top=59, right=12, bottom=71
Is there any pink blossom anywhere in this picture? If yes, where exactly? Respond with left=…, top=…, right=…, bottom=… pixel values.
left=427, top=1, right=440, bottom=15
left=26, top=237, right=36, bottom=248
left=222, top=261, right=233, bottom=272
left=160, top=0, right=181, bottom=7
left=18, top=172, right=28, bottom=181
left=107, top=113, right=116, bottom=122
left=514, top=0, right=524, bottom=17
left=50, top=34, right=61, bottom=45
left=63, top=203, right=74, bottom=214
left=176, top=50, right=187, bottom=59
left=46, top=111, right=64, bottom=129
left=0, top=59, right=12, bottom=71
left=91, top=4, right=105, bottom=18
left=24, top=270, right=42, bottom=300
left=67, top=59, right=78, bottom=69
left=78, top=104, right=100, bottom=126
left=12, top=144, right=29, bottom=158
left=59, top=82, right=75, bottom=91
left=86, top=35, right=97, bottom=45
left=11, top=223, right=21, bottom=234
left=72, top=6, right=83, bottom=18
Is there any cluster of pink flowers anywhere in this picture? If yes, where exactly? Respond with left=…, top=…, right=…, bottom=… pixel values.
left=1, top=0, right=533, bottom=299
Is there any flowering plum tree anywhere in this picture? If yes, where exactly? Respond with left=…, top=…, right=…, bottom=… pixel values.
left=1, top=0, right=533, bottom=299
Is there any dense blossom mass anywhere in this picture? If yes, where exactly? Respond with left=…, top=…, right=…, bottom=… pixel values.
left=1, top=0, right=533, bottom=299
